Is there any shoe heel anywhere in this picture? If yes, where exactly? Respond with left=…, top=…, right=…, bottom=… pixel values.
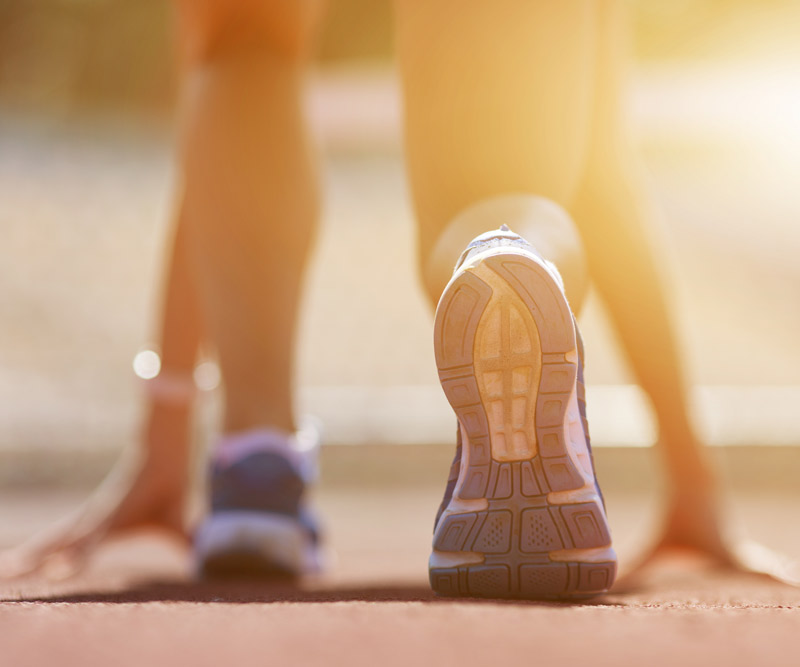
left=430, top=560, right=617, bottom=599
left=195, top=511, right=318, bottom=578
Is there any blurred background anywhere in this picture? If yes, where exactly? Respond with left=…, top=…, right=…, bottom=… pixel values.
left=1, top=0, right=799, bottom=569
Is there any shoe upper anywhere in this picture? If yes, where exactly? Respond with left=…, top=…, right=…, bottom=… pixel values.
left=210, top=450, right=306, bottom=516
left=434, top=426, right=463, bottom=530
left=207, top=426, right=321, bottom=542
left=452, top=224, right=565, bottom=291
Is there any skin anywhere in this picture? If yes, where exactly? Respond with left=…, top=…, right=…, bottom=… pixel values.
left=1, top=0, right=792, bottom=583
left=0, top=215, right=199, bottom=577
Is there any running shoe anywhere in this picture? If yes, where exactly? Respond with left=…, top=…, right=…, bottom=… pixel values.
left=429, top=225, right=616, bottom=599
left=194, top=419, right=323, bottom=578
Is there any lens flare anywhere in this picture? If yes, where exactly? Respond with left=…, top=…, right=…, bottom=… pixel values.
left=132, top=349, right=161, bottom=380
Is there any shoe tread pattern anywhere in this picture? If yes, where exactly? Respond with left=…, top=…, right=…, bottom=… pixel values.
left=432, top=252, right=616, bottom=599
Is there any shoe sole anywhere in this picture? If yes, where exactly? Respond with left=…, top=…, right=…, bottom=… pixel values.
left=194, top=511, right=321, bottom=579
left=430, top=247, right=617, bottom=599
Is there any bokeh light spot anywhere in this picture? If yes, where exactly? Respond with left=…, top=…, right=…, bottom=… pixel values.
left=133, top=349, right=161, bottom=380
left=194, top=360, right=221, bottom=392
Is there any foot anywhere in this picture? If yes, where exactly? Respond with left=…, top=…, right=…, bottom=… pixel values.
left=429, top=226, right=617, bottom=599
left=194, top=419, right=323, bottom=578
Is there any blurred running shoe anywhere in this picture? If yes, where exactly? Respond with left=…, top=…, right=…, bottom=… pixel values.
left=194, top=418, right=323, bottom=578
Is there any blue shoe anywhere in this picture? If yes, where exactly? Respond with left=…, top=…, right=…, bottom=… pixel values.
left=194, top=420, right=323, bottom=578
left=430, top=226, right=616, bottom=599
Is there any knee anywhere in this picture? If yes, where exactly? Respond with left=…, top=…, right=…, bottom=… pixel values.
left=176, top=0, right=324, bottom=66
left=420, top=195, right=589, bottom=311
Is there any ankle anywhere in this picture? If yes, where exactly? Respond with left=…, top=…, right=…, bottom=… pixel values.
left=223, top=400, right=295, bottom=434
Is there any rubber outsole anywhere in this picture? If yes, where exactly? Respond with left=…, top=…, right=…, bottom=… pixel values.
left=194, top=511, right=319, bottom=580
left=200, top=552, right=299, bottom=580
left=430, top=249, right=616, bottom=600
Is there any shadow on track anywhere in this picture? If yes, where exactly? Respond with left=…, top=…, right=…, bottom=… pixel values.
left=8, top=579, right=623, bottom=606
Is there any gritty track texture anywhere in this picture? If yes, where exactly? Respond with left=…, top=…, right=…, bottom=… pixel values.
left=2, top=488, right=800, bottom=667
left=432, top=253, right=615, bottom=598
left=3, top=565, right=800, bottom=667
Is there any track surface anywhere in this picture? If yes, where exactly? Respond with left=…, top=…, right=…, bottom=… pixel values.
left=2, top=487, right=799, bottom=667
